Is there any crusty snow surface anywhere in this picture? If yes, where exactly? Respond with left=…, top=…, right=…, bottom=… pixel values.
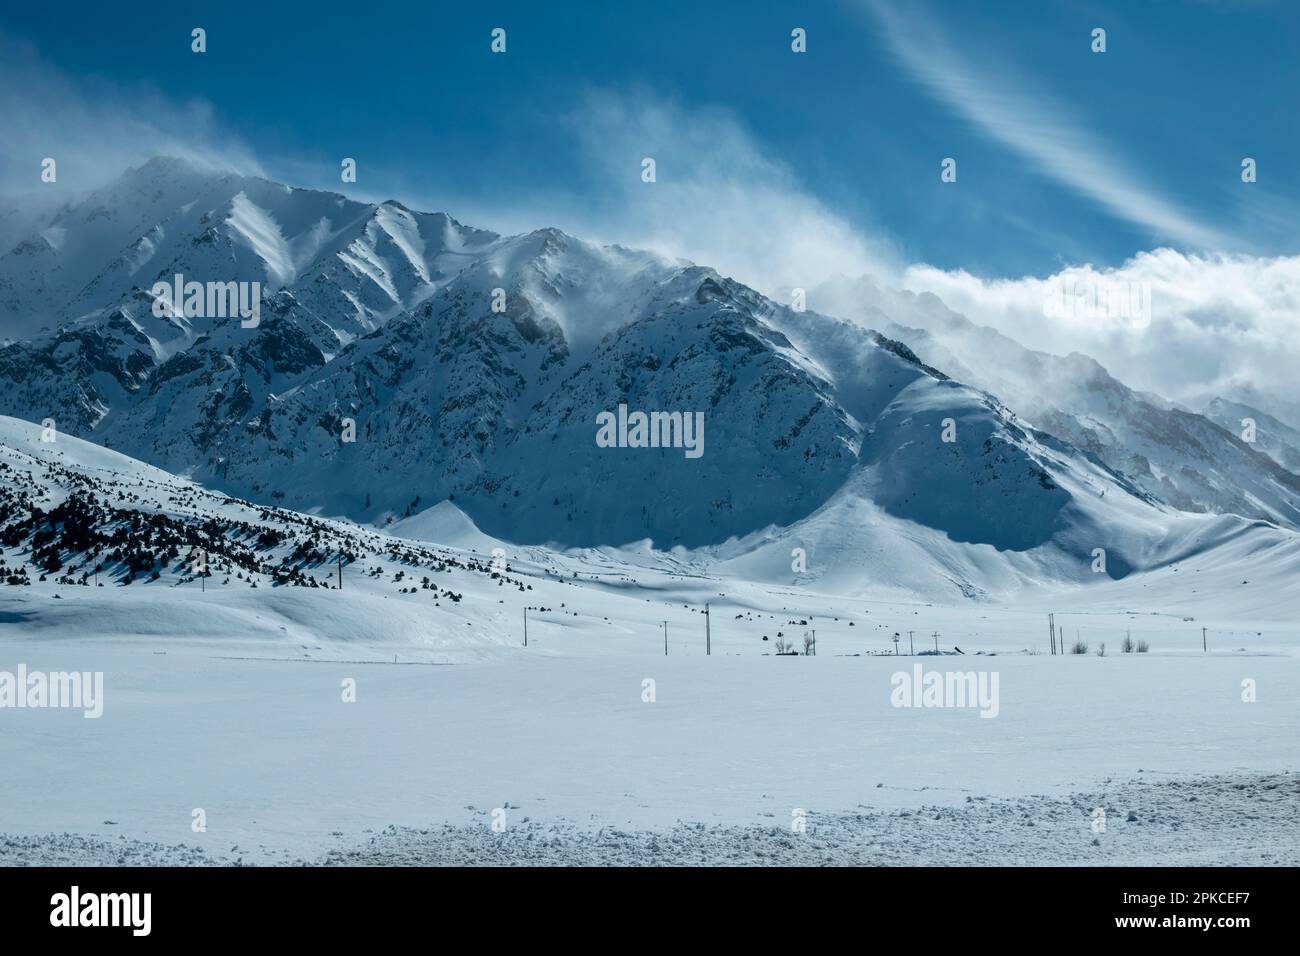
left=6, top=773, right=1295, bottom=866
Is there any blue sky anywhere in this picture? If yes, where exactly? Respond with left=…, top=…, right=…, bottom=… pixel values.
left=1, top=0, right=1297, bottom=277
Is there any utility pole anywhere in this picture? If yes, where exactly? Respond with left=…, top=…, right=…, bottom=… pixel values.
left=705, top=602, right=711, bottom=656
left=663, top=621, right=668, bottom=656
left=933, top=632, right=939, bottom=654
left=893, top=632, right=900, bottom=655
left=908, top=630, right=914, bottom=656
left=523, top=607, right=528, bottom=647
left=337, top=549, right=343, bottom=590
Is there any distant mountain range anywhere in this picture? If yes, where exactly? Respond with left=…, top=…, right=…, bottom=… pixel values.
left=812, top=276, right=1300, bottom=530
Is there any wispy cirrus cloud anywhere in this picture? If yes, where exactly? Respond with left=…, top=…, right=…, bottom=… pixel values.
left=859, top=0, right=1229, bottom=251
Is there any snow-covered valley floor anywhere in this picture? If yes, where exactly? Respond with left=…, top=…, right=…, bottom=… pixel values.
left=2, top=623, right=1296, bottom=865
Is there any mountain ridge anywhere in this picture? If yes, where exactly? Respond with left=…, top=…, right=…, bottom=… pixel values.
left=0, top=157, right=1293, bottom=586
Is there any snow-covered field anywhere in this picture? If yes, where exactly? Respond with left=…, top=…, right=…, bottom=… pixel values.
left=3, top=580, right=1297, bottom=865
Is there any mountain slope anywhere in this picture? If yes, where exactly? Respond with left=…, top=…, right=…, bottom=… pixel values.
left=0, top=156, right=1277, bottom=569
left=1204, top=397, right=1300, bottom=475
left=812, top=276, right=1300, bottom=531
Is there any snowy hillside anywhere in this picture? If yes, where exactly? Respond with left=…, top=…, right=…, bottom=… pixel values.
left=0, top=413, right=536, bottom=658
left=5, top=409, right=1300, bottom=626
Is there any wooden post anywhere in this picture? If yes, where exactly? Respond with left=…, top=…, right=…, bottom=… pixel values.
left=1202, top=627, right=1207, bottom=653
left=523, top=607, right=528, bottom=647
left=705, top=602, right=711, bottom=656
left=337, top=550, right=342, bottom=590
left=908, top=630, right=914, bottom=656
left=663, top=621, right=668, bottom=656
left=933, top=631, right=939, bottom=654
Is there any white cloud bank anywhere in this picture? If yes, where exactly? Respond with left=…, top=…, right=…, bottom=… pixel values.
left=897, top=250, right=1300, bottom=419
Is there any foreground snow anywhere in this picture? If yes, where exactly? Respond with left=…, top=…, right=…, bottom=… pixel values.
left=5, top=772, right=1294, bottom=866
left=1, top=638, right=1295, bottom=865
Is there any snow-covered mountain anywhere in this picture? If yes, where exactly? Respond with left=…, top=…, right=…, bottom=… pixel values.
left=0, top=156, right=1295, bottom=583
left=1203, top=397, right=1300, bottom=475
left=0, top=191, right=73, bottom=280
left=812, top=275, right=1300, bottom=532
